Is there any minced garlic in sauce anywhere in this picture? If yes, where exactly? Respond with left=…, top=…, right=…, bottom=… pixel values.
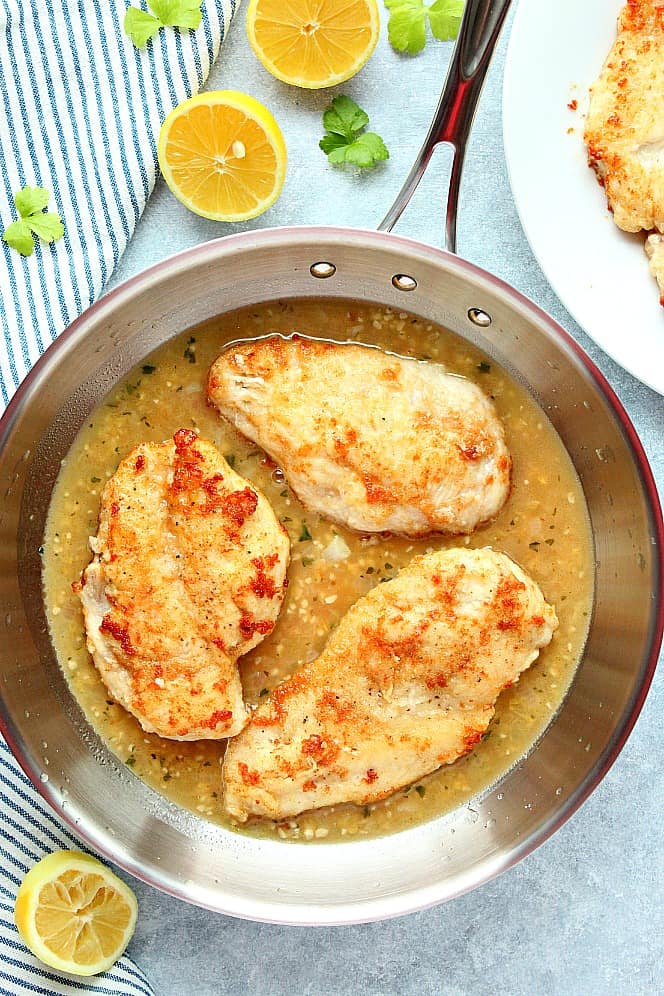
left=42, top=299, right=594, bottom=842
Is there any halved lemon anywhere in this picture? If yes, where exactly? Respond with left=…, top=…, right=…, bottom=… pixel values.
left=14, top=850, right=138, bottom=977
left=157, top=91, right=287, bottom=222
left=246, top=0, right=380, bottom=89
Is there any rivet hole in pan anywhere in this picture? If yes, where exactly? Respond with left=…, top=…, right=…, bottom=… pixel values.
left=309, top=264, right=492, bottom=330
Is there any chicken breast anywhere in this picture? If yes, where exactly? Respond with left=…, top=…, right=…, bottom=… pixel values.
left=223, top=547, right=557, bottom=822
left=76, top=428, right=290, bottom=740
left=584, top=1, right=664, bottom=296
left=645, top=232, right=664, bottom=303
left=208, top=336, right=511, bottom=537
left=585, top=1, right=664, bottom=232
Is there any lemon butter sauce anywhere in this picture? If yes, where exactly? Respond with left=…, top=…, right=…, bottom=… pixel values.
left=43, top=298, right=594, bottom=842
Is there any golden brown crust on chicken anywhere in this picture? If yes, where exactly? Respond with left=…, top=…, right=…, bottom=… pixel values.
left=77, top=429, right=290, bottom=740
left=223, top=547, right=557, bottom=822
left=584, top=1, right=664, bottom=235
left=208, top=336, right=511, bottom=537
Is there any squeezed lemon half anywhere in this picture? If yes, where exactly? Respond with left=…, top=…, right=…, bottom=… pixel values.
left=14, top=850, right=138, bottom=977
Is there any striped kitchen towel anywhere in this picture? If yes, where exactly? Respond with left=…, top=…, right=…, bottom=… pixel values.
left=0, top=0, right=237, bottom=411
left=0, top=1, right=237, bottom=988
left=0, top=740, right=154, bottom=994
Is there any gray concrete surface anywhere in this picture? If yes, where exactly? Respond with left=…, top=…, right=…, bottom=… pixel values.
left=106, top=7, right=663, bottom=995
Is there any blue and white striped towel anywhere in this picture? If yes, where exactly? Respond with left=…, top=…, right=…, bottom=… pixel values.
left=0, top=0, right=237, bottom=988
left=0, top=0, right=237, bottom=411
left=0, top=740, right=154, bottom=994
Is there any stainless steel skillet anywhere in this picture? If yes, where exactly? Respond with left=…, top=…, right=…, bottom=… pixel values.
left=0, top=0, right=662, bottom=924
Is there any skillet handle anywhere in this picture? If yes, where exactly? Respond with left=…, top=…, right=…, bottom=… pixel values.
left=378, top=0, right=512, bottom=253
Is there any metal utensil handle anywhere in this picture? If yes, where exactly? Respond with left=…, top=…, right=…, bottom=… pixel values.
left=379, top=0, right=512, bottom=253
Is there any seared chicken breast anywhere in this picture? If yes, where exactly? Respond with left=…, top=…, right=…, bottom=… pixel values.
left=584, top=1, right=664, bottom=296
left=76, top=429, right=290, bottom=740
left=208, top=336, right=511, bottom=537
left=223, top=547, right=557, bottom=822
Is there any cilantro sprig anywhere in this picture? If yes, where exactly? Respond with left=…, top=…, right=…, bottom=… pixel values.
left=319, top=96, right=389, bottom=170
left=385, top=0, right=465, bottom=55
left=124, top=0, right=203, bottom=48
left=2, top=187, right=64, bottom=258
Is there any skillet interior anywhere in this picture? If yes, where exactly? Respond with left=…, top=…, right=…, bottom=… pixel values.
left=0, top=228, right=661, bottom=924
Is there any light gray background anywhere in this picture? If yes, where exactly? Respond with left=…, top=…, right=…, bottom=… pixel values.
left=106, top=6, right=663, bottom=995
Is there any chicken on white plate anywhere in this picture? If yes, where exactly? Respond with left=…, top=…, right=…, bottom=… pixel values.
left=75, top=428, right=290, bottom=740
left=585, top=1, right=664, bottom=301
left=208, top=335, right=511, bottom=537
left=223, top=547, right=557, bottom=822
left=645, top=233, right=664, bottom=303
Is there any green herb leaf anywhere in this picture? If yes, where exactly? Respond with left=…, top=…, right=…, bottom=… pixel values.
left=124, top=0, right=202, bottom=47
left=3, top=186, right=64, bottom=256
left=319, top=132, right=351, bottom=157
left=26, top=213, right=65, bottom=243
left=384, top=0, right=464, bottom=55
left=149, top=0, right=202, bottom=27
left=3, top=219, right=35, bottom=257
left=330, top=132, right=389, bottom=169
left=320, top=96, right=389, bottom=170
left=124, top=7, right=162, bottom=46
left=141, top=364, right=157, bottom=374
left=428, top=0, right=465, bottom=40
left=322, top=95, right=369, bottom=141
left=385, top=0, right=427, bottom=54
left=299, top=522, right=312, bottom=542
left=14, top=186, right=50, bottom=217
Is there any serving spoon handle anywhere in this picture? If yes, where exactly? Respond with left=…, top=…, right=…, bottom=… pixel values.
left=378, top=0, right=512, bottom=253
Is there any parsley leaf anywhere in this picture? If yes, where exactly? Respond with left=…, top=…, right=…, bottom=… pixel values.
left=385, top=0, right=464, bottom=54
left=319, top=96, right=389, bottom=169
left=150, top=0, right=202, bottom=27
left=385, top=0, right=427, bottom=54
left=3, top=221, right=35, bottom=257
left=319, top=132, right=350, bottom=157
left=328, top=132, right=389, bottom=169
left=14, top=187, right=50, bottom=216
left=25, top=213, right=65, bottom=242
left=322, top=95, right=370, bottom=141
left=124, top=8, right=162, bottom=46
left=428, top=0, right=465, bottom=40
left=2, top=186, right=64, bottom=257
left=124, top=0, right=202, bottom=47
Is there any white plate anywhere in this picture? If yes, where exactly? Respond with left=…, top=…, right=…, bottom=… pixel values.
left=503, top=0, right=664, bottom=395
